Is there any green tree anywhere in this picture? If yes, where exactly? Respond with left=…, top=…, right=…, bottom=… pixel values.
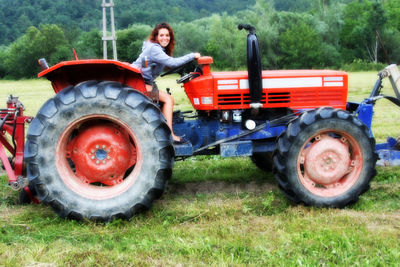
left=0, top=46, right=8, bottom=78
left=340, top=0, right=387, bottom=63
left=278, top=22, right=323, bottom=69
left=381, top=0, right=400, bottom=63
left=4, top=25, right=71, bottom=78
left=311, top=1, right=346, bottom=67
left=117, top=24, right=152, bottom=62
left=173, top=19, right=210, bottom=57
left=73, top=29, right=103, bottom=59
left=273, top=0, right=313, bottom=11
left=380, top=28, right=400, bottom=64
left=383, top=0, right=400, bottom=30
left=203, top=14, right=246, bottom=70
left=238, top=0, right=279, bottom=69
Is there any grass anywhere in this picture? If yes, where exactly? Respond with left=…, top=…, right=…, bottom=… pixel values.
left=0, top=72, right=400, bottom=266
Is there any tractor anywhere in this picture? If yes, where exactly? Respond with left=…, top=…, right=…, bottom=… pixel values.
left=2, top=24, right=400, bottom=221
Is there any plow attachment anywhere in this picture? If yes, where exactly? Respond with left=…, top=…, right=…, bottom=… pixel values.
left=0, top=96, right=36, bottom=202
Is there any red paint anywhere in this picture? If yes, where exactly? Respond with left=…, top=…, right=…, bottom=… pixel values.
left=38, top=57, right=348, bottom=113
left=38, top=59, right=146, bottom=94
left=0, top=98, right=32, bottom=186
left=184, top=61, right=348, bottom=111
left=67, top=124, right=136, bottom=185
left=55, top=115, right=143, bottom=200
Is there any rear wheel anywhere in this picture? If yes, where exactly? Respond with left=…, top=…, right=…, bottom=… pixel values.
left=25, top=81, right=174, bottom=221
left=273, top=108, right=377, bottom=207
left=18, top=186, right=37, bottom=204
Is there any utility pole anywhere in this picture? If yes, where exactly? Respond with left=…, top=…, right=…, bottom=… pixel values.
left=102, top=0, right=117, bottom=60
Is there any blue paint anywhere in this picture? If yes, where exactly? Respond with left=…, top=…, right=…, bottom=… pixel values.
left=173, top=117, right=286, bottom=157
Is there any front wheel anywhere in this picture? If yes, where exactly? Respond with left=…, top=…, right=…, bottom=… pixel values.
left=25, top=81, right=174, bottom=221
left=273, top=108, right=377, bottom=207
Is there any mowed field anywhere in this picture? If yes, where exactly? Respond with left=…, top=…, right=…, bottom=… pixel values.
left=0, top=72, right=399, bottom=266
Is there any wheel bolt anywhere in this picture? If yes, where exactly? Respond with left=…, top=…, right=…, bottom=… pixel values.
left=107, top=156, right=110, bottom=160
left=96, top=145, right=99, bottom=149
left=96, top=160, right=100, bottom=164
left=91, top=156, right=95, bottom=160
left=103, top=160, right=106, bottom=164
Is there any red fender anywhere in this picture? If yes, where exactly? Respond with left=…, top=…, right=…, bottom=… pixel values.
left=38, top=59, right=146, bottom=94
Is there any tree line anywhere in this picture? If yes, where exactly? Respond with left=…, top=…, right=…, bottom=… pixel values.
left=0, top=0, right=399, bottom=79
left=0, top=0, right=255, bottom=46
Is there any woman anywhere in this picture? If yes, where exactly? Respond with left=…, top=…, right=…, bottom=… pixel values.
left=132, top=22, right=201, bottom=143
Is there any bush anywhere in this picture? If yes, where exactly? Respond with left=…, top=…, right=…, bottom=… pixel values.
left=342, top=59, right=386, bottom=72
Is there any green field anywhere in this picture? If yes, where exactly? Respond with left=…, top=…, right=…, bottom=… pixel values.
left=0, top=72, right=399, bottom=266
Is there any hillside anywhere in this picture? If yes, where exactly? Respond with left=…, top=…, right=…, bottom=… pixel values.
left=1, top=0, right=399, bottom=79
left=0, top=0, right=255, bottom=45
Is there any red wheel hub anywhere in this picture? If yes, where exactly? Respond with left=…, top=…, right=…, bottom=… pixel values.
left=56, top=115, right=143, bottom=200
left=302, top=134, right=350, bottom=185
left=67, top=124, right=136, bottom=185
left=297, top=131, right=363, bottom=197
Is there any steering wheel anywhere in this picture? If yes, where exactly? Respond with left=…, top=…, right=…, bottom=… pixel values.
left=160, top=59, right=196, bottom=77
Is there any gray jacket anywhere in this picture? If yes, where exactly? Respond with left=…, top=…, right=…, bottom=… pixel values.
left=132, top=41, right=195, bottom=83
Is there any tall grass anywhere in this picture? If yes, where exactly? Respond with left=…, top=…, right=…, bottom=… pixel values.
left=0, top=72, right=399, bottom=266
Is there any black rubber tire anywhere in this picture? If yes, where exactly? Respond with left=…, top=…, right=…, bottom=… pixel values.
left=18, top=185, right=36, bottom=205
left=24, top=81, right=174, bottom=221
left=250, top=152, right=273, bottom=172
left=273, top=107, right=377, bottom=208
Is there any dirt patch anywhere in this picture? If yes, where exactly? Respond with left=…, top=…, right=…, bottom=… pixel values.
left=166, top=180, right=277, bottom=195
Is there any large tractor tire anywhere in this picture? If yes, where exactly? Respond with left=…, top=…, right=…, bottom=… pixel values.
left=18, top=186, right=37, bottom=204
left=273, top=107, right=377, bottom=208
left=24, top=81, right=174, bottom=221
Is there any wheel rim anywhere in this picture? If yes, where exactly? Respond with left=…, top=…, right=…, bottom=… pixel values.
left=297, top=130, right=363, bottom=198
left=56, top=115, right=142, bottom=200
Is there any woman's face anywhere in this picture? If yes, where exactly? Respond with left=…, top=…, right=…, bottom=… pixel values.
left=157, top=28, right=170, bottom=48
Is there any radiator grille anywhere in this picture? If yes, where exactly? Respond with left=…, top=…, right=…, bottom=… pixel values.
left=217, top=93, right=266, bottom=105
left=267, top=92, right=290, bottom=103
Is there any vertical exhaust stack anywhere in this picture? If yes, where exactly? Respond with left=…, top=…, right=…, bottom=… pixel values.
left=238, top=24, right=263, bottom=110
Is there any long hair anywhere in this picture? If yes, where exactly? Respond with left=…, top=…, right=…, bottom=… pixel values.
left=149, top=22, right=175, bottom=56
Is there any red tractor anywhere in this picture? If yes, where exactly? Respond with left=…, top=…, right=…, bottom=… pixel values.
left=2, top=24, right=400, bottom=221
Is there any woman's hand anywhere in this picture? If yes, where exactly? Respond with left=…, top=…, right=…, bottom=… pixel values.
left=194, top=53, right=201, bottom=59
